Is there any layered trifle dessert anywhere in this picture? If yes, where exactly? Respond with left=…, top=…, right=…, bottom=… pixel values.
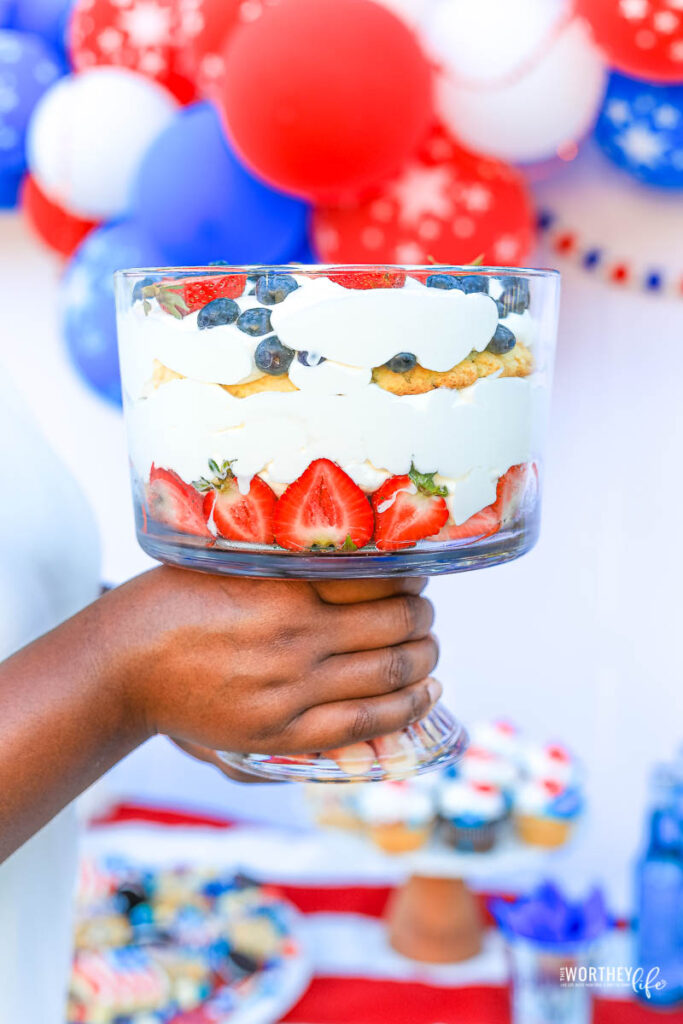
left=116, top=264, right=557, bottom=577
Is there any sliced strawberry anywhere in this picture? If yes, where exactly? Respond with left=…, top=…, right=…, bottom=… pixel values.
left=328, top=269, right=406, bottom=290
left=496, top=462, right=535, bottom=525
left=445, top=505, right=501, bottom=542
left=444, top=462, right=535, bottom=541
left=273, top=459, right=374, bottom=551
left=372, top=466, right=449, bottom=551
left=203, top=474, right=276, bottom=544
left=142, top=273, right=246, bottom=318
left=146, top=464, right=210, bottom=537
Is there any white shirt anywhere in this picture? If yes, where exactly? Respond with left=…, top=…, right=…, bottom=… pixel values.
left=0, top=373, right=100, bottom=1022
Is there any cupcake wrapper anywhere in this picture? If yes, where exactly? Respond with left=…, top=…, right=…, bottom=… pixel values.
left=439, top=818, right=502, bottom=853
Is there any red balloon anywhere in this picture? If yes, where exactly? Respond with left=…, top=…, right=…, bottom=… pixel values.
left=176, top=0, right=243, bottom=98
left=68, top=0, right=197, bottom=103
left=312, top=125, right=535, bottom=267
left=22, top=176, right=98, bottom=257
left=216, top=0, right=434, bottom=202
left=575, top=0, right=683, bottom=83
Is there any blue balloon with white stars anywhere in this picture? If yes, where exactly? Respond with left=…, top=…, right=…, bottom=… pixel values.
left=595, top=71, right=683, bottom=190
left=61, top=220, right=163, bottom=406
left=130, top=102, right=309, bottom=267
left=0, top=29, right=62, bottom=180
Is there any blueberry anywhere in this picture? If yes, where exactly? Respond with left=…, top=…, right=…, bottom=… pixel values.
left=131, top=276, right=154, bottom=304
left=487, top=324, right=516, bottom=354
left=237, top=307, right=273, bottom=336
left=460, top=275, right=488, bottom=294
left=255, top=336, right=294, bottom=375
left=255, top=273, right=298, bottom=305
left=384, top=352, right=417, bottom=373
left=497, top=276, right=530, bottom=315
left=297, top=350, right=326, bottom=366
left=426, top=274, right=462, bottom=290
left=209, top=259, right=230, bottom=266
left=197, top=297, right=240, bottom=329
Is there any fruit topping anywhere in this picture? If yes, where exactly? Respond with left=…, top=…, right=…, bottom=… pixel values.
left=236, top=307, right=273, bottom=336
left=146, top=464, right=210, bottom=537
left=497, top=276, right=530, bottom=316
left=384, top=352, right=417, bottom=373
left=372, top=465, right=449, bottom=551
left=141, top=274, right=247, bottom=318
left=487, top=324, right=516, bottom=354
left=297, top=351, right=326, bottom=366
left=197, top=297, right=240, bottom=330
left=273, top=458, right=374, bottom=552
left=445, top=462, right=532, bottom=541
left=132, top=276, right=154, bottom=304
left=195, top=459, right=276, bottom=544
left=425, top=273, right=460, bottom=290
left=254, top=336, right=295, bottom=375
left=459, top=275, right=488, bottom=294
left=255, top=272, right=299, bottom=305
left=331, top=269, right=406, bottom=289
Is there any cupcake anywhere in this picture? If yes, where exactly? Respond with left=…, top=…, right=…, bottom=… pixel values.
left=355, top=781, right=435, bottom=854
left=437, top=780, right=507, bottom=853
left=513, top=778, right=583, bottom=848
left=457, top=744, right=520, bottom=799
left=469, top=719, right=521, bottom=761
left=519, top=742, right=578, bottom=787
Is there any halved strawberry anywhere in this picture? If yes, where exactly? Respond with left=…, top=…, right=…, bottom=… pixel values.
left=142, top=273, right=247, bottom=318
left=445, top=504, right=501, bottom=542
left=146, top=464, right=210, bottom=537
left=328, top=269, right=406, bottom=290
left=273, top=459, right=374, bottom=551
left=198, top=459, right=276, bottom=544
left=372, top=466, right=449, bottom=551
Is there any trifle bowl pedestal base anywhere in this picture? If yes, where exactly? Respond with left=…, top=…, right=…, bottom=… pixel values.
left=217, top=705, right=469, bottom=783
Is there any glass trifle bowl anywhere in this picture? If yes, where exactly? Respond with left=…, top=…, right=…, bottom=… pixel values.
left=115, top=264, right=559, bottom=782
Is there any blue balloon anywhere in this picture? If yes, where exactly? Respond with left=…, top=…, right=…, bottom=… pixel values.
left=61, top=221, right=163, bottom=405
left=289, top=232, right=319, bottom=264
left=131, top=102, right=309, bottom=266
left=0, top=29, right=63, bottom=174
left=0, top=0, right=14, bottom=28
left=9, top=0, right=73, bottom=58
left=0, top=164, right=21, bottom=206
left=595, top=72, right=683, bottom=190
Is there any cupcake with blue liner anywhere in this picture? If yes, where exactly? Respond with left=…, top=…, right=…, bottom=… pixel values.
left=513, top=778, right=583, bottom=848
left=437, top=779, right=507, bottom=852
left=355, top=780, right=435, bottom=854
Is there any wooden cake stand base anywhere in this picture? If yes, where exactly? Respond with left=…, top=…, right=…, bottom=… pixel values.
left=385, top=874, right=484, bottom=963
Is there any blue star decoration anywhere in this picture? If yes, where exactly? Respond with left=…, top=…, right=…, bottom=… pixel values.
left=595, top=71, right=683, bottom=190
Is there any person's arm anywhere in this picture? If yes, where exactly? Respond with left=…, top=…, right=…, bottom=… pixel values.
left=0, top=568, right=439, bottom=861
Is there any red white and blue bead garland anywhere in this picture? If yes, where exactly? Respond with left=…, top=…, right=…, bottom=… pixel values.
left=537, top=207, right=683, bottom=298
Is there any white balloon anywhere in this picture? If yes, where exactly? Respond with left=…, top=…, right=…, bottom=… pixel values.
left=27, top=68, right=178, bottom=220
left=426, top=0, right=607, bottom=163
left=372, top=0, right=435, bottom=30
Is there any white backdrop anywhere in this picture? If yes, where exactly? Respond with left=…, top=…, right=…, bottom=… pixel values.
left=1, top=185, right=681, bottom=915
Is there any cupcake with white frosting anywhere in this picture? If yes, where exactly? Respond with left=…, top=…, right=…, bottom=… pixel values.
left=437, top=779, right=507, bottom=853
left=457, top=744, right=520, bottom=800
left=513, top=778, right=583, bottom=848
left=355, top=780, right=435, bottom=854
left=469, top=719, right=522, bottom=761
left=519, top=742, right=578, bottom=787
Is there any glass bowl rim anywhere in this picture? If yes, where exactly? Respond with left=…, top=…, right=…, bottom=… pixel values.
left=115, top=264, right=560, bottom=280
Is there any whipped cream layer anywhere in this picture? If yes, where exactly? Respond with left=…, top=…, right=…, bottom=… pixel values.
left=126, top=375, right=539, bottom=525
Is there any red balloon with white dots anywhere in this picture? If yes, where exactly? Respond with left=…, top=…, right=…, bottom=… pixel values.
left=575, top=0, right=683, bottom=83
